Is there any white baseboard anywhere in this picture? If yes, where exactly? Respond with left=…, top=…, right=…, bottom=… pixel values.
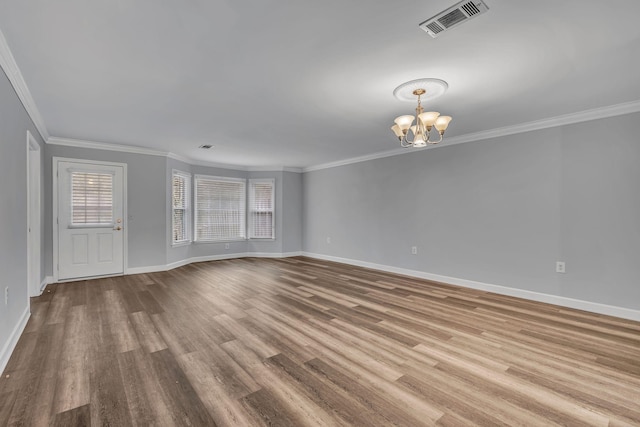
left=126, top=264, right=173, bottom=275
left=247, top=251, right=303, bottom=258
left=165, top=252, right=247, bottom=271
left=38, top=278, right=47, bottom=294
left=0, top=305, right=30, bottom=374
left=302, top=252, right=640, bottom=322
left=126, top=251, right=305, bottom=276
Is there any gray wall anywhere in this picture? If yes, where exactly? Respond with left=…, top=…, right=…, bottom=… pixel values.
left=282, top=171, right=303, bottom=253
left=303, top=112, right=640, bottom=311
left=558, top=115, right=640, bottom=306
left=0, top=68, right=45, bottom=365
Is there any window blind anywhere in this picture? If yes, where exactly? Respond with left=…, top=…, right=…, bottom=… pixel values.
left=195, top=176, right=246, bottom=241
left=71, top=172, right=113, bottom=225
left=249, top=179, right=275, bottom=239
left=172, top=171, right=191, bottom=244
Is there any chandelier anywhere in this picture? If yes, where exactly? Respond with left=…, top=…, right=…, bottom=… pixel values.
left=390, top=78, right=453, bottom=148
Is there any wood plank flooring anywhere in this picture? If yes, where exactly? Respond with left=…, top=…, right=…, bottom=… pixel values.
left=1, top=256, right=640, bottom=426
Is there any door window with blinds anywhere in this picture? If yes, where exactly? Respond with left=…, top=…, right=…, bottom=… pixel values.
left=172, top=170, right=192, bottom=245
left=194, top=175, right=246, bottom=241
left=70, top=170, right=114, bottom=226
left=248, top=179, right=275, bottom=239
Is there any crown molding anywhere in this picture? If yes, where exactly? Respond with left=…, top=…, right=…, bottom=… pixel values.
left=441, top=99, right=640, bottom=148
left=165, top=152, right=195, bottom=165
left=303, top=148, right=409, bottom=172
left=40, top=98, right=640, bottom=174
left=47, top=136, right=169, bottom=157
left=40, top=99, right=640, bottom=174
left=248, top=166, right=303, bottom=173
left=303, top=100, right=640, bottom=172
left=0, top=29, right=50, bottom=141
left=166, top=152, right=249, bottom=171
left=170, top=154, right=301, bottom=172
left=48, top=136, right=301, bottom=173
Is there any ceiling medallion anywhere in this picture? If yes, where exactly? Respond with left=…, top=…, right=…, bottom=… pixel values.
left=391, top=78, right=453, bottom=148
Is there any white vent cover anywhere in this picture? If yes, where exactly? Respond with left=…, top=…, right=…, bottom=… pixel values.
left=419, top=0, right=489, bottom=38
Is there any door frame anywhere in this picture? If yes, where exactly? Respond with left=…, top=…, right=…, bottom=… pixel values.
left=52, top=157, right=128, bottom=282
left=26, top=131, right=42, bottom=296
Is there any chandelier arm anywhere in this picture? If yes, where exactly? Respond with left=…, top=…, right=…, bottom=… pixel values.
left=424, top=127, right=432, bottom=143
left=404, top=133, right=416, bottom=145
left=400, top=138, right=413, bottom=148
left=427, top=132, right=443, bottom=144
left=403, top=119, right=418, bottom=145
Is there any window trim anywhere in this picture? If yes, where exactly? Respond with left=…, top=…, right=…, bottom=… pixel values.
left=248, top=178, right=275, bottom=240
left=194, top=174, right=246, bottom=242
left=171, top=170, right=192, bottom=246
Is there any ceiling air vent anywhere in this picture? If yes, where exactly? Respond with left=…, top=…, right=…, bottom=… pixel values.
left=419, top=0, right=489, bottom=38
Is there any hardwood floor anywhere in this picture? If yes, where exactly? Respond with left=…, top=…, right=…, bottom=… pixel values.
left=1, top=256, right=639, bottom=426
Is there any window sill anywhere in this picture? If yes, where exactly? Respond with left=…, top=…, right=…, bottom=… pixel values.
left=194, top=238, right=247, bottom=244
left=171, top=241, right=192, bottom=248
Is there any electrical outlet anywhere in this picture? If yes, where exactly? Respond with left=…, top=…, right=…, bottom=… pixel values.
left=326, top=237, right=331, bottom=244
left=411, top=246, right=418, bottom=255
left=224, top=243, right=230, bottom=250
left=4, top=287, right=8, bottom=305
left=556, top=261, right=566, bottom=273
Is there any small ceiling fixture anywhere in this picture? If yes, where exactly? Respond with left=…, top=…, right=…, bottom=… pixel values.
left=391, top=78, right=453, bottom=148
left=199, top=144, right=213, bottom=149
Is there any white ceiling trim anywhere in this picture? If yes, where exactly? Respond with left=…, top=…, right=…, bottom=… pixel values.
left=48, top=136, right=169, bottom=157
left=47, top=137, right=301, bottom=172
left=443, top=99, right=640, bottom=147
left=303, top=147, right=412, bottom=173
left=303, top=99, right=640, bottom=172
left=167, top=153, right=250, bottom=171
left=0, top=29, right=49, bottom=141
left=248, top=166, right=303, bottom=173
left=48, top=95, right=640, bottom=174
left=167, top=155, right=300, bottom=172
left=169, top=156, right=300, bottom=172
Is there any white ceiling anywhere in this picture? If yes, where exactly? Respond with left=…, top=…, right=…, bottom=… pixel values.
left=1, top=0, right=640, bottom=169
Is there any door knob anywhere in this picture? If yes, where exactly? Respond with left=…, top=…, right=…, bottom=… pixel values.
left=114, top=226, right=122, bottom=231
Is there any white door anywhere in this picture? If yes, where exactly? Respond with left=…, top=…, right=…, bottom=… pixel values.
left=56, top=160, right=125, bottom=281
